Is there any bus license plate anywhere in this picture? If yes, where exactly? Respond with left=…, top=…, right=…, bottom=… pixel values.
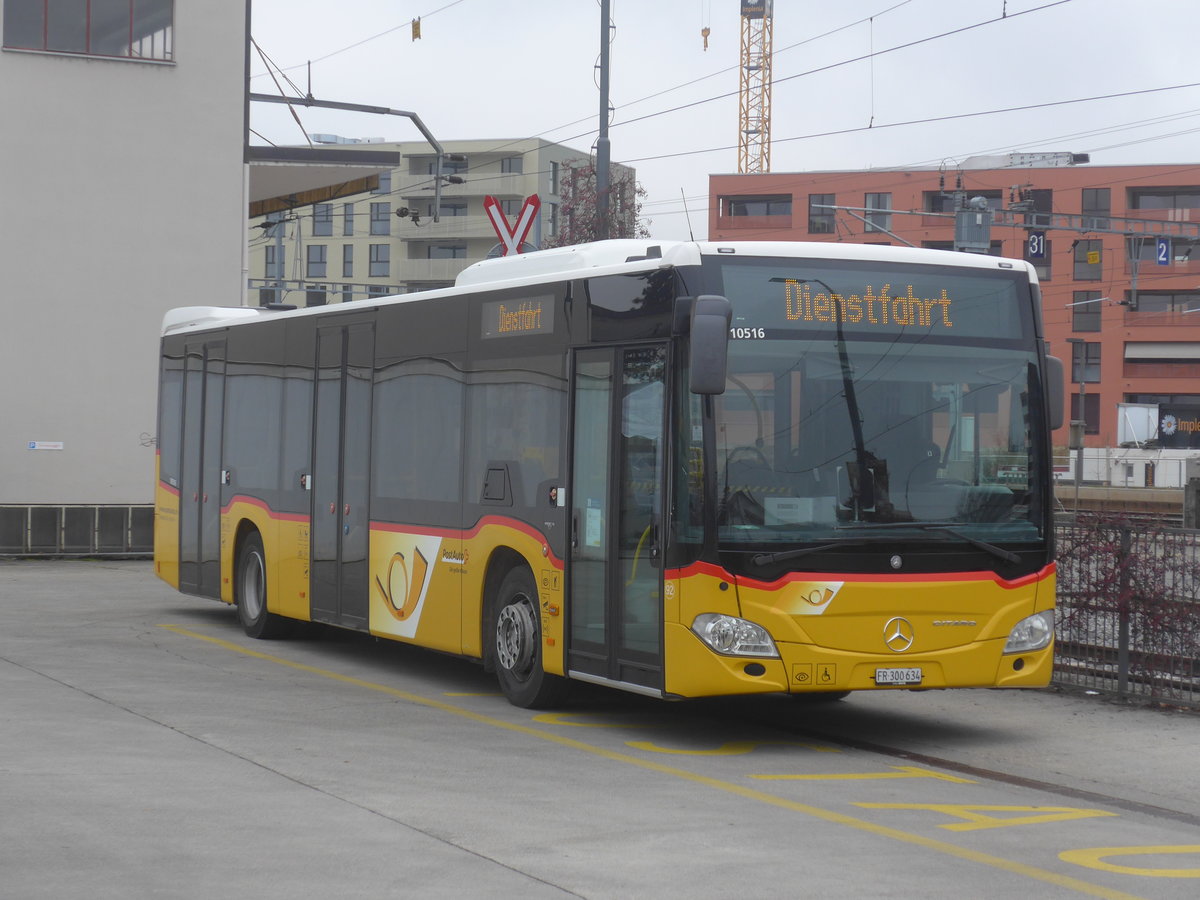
left=875, top=667, right=922, bottom=685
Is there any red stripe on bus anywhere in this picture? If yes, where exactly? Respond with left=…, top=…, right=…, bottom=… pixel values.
left=668, top=561, right=1055, bottom=591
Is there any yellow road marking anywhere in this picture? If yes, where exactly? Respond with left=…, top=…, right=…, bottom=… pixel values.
left=532, top=712, right=648, bottom=729
left=856, top=803, right=1117, bottom=832
left=753, top=766, right=973, bottom=783
left=1060, top=846, right=1200, bottom=878
left=158, top=624, right=1146, bottom=900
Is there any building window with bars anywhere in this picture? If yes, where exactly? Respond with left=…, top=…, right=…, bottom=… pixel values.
left=2, top=0, right=173, bottom=60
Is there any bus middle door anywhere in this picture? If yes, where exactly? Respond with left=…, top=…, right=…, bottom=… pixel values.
left=568, top=344, right=666, bottom=695
left=310, top=321, right=374, bottom=630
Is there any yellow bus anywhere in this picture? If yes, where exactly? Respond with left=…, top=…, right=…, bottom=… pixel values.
left=154, top=240, right=1063, bottom=707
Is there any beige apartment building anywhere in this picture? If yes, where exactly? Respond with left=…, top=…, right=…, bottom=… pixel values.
left=247, top=137, right=631, bottom=302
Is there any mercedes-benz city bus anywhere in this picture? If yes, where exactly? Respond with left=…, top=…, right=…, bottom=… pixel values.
left=154, top=240, right=1064, bottom=707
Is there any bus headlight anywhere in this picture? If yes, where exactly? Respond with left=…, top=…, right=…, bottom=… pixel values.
left=1004, top=611, right=1054, bottom=654
left=691, top=614, right=779, bottom=657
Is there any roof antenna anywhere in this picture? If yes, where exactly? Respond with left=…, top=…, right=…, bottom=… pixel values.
left=681, top=188, right=696, bottom=241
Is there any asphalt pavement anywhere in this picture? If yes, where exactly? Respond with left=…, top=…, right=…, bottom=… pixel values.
left=2, top=559, right=1198, bottom=899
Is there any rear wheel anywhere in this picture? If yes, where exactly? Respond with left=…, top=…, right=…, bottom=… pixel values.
left=492, top=567, right=567, bottom=708
left=236, top=532, right=291, bottom=639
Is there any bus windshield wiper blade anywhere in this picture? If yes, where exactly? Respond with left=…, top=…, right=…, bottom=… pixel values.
left=752, top=540, right=871, bottom=566
left=919, top=525, right=1021, bottom=565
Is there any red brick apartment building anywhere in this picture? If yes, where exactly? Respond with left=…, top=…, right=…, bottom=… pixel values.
left=709, top=156, right=1200, bottom=453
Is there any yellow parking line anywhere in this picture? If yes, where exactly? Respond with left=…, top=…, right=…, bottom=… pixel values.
left=158, top=624, right=1145, bottom=900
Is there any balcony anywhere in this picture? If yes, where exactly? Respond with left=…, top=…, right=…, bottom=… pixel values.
left=395, top=172, right=528, bottom=199
left=398, top=215, right=500, bottom=242
left=399, top=258, right=472, bottom=284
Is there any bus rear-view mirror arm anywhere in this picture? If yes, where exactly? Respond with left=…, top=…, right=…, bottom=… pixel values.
left=689, top=295, right=732, bottom=395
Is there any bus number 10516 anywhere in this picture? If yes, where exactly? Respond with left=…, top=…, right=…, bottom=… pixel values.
left=730, top=327, right=765, bottom=339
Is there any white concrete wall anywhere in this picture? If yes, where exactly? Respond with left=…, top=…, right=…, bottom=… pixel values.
left=0, top=2, right=247, bottom=504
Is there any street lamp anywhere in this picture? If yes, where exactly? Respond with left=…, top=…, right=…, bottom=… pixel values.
left=1066, top=338, right=1086, bottom=518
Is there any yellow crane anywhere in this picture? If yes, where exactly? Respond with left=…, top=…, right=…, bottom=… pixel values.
left=738, top=1, right=773, bottom=174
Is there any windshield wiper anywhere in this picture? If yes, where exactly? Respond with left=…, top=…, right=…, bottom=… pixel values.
left=920, top=525, right=1021, bottom=565
left=834, top=520, right=1022, bottom=565
left=752, top=539, right=871, bottom=567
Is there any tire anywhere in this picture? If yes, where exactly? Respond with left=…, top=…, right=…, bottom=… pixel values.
left=492, top=567, right=567, bottom=709
left=236, top=532, right=291, bottom=639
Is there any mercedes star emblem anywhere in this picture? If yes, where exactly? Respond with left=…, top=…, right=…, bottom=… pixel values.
left=884, top=616, right=915, bottom=652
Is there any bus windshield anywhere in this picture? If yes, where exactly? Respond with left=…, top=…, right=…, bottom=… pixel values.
left=703, top=256, right=1044, bottom=548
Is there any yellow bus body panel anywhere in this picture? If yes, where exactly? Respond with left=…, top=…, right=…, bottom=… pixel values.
left=367, top=516, right=565, bottom=674
left=153, top=464, right=180, bottom=588
left=665, top=562, right=1054, bottom=698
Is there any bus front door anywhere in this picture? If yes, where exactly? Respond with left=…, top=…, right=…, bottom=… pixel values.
left=310, top=322, right=374, bottom=630
left=568, top=345, right=666, bottom=694
left=179, top=339, right=224, bottom=598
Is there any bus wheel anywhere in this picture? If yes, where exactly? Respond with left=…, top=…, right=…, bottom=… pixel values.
left=236, top=532, right=291, bottom=639
left=492, top=567, right=566, bottom=709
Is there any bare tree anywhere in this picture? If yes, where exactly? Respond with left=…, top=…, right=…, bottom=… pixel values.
left=543, top=158, right=650, bottom=248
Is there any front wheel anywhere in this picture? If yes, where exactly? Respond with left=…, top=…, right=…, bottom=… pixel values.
left=236, top=532, right=292, bottom=639
left=492, top=567, right=567, bottom=708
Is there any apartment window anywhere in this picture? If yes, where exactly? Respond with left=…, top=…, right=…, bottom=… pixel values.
left=342, top=245, right=353, bottom=278
left=500, top=156, right=523, bottom=174
left=502, top=198, right=523, bottom=216
left=3, top=0, right=173, bottom=60
left=1071, top=291, right=1102, bottom=332
left=313, top=204, right=333, bottom=237
left=1071, top=341, right=1101, bottom=383
left=369, top=244, right=390, bottom=277
left=264, top=246, right=279, bottom=279
left=547, top=202, right=559, bottom=235
left=808, top=194, right=835, bottom=234
left=1129, top=187, right=1200, bottom=210
left=922, top=190, right=1002, bottom=213
left=343, top=203, right=355, bottom=236
left=306, top=287, right=327, bottom=308
left=865, top=192, right=892, bottom=233
left=1082, top=188, right=1110, bottom=230
left=428, top=244, right=467, bottom=259
left=723, top=195, right=791, bottom=217
left=431, top=201, right=468, bottom=218
left=1127, top=290, right=1200, bottom=314
left=342, top=286, right=353, bottom=304
left=427, top=158, right=467, bottom=175
left=1073, top=239, right=1103, bottom=280
left=371, top=171, right=392, bottom=194
left=370, top=202, right=391, bottom=236
left=368, top=285, right=393, bottom=299
left=550, top=161, right=560, bottom=195
left=1070, top=394, right=1100, bottom=435
left=306, top=245, right=327, bottom=278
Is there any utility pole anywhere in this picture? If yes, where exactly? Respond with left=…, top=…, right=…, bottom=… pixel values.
left=595, top=0, right=612, bottom=240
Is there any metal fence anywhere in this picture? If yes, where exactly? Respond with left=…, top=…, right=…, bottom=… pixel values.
left=1054, top=515, right=1200, bottom=707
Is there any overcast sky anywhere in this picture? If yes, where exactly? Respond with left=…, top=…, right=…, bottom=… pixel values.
left=248, top=0, right=1200, bottom=241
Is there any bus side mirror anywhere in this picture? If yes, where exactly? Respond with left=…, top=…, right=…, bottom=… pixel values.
left=1046, top=356, right=1065, bottom=431
left=689, top=295, right=732, bottom=395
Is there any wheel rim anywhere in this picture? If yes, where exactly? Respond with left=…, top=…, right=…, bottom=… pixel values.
left=241, top=551, right=265, bottom=621
left=496, top=595, right=537, bottom=680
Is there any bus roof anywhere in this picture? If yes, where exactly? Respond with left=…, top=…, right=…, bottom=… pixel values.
left=163, top=240, right=1036, bottom=336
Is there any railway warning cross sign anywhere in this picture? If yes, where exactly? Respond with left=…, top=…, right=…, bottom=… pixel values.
left=484, top=194, right=540, bottom=256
